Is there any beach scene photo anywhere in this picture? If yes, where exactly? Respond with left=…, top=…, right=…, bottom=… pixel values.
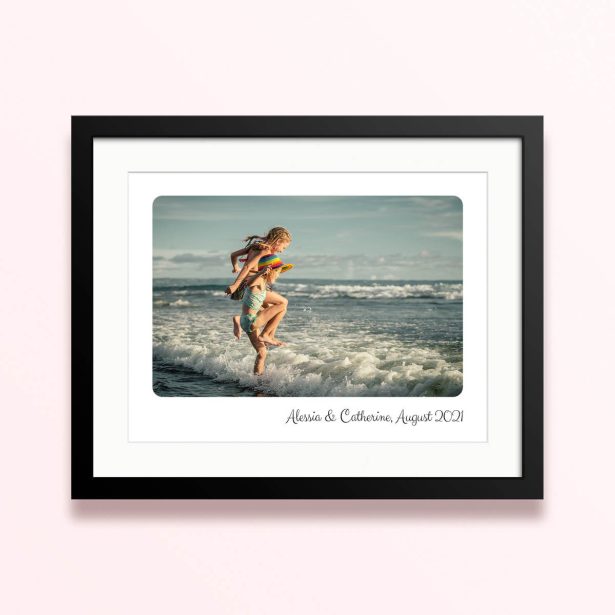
left=153, top=196, right=463, bottom=397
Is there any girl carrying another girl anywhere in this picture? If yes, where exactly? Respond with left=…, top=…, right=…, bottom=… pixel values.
left=225, top=227, right=292, bottom=344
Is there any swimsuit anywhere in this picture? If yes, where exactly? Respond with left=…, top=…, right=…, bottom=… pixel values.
left=240, top=285, right=267, bottom=335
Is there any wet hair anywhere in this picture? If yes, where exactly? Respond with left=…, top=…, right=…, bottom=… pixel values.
left=243, top=227, right=292, bottom=251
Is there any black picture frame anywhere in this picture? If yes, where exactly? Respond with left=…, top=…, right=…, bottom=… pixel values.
left=72, top=116, right=543, bottom=499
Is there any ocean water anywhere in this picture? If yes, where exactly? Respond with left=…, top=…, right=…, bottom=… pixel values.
left=153, top=278, right=463, bottom=397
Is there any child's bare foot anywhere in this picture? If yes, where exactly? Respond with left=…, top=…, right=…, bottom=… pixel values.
left=232, top=315, right=241, bottom=340
left=259, top=334, right=285, bottom=347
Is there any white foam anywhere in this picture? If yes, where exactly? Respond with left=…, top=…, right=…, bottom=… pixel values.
left=152, top=282, right=462, bottom=396
left=153, top=335, right=462, bottom=397
left=154, top=298, right=194, bottom=307
left=276, top=282, right=463, bottom=301
left=170, top=289, right=226, bottom=297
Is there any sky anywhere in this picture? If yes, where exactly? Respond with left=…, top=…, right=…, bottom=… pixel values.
left=153, top=196, right=462, bottom=280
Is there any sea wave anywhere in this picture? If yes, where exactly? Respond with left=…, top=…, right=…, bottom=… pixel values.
left=154, top=281, right=462, bottom=301
left=154, top=283, right=224, bottom=292
left=153, top=299, right=193, bottom=307
left=153, top=338, right=462, bottom=397
left=166, top=289, right=226, bottom=297
left=278, top=282, right=462, bottom=300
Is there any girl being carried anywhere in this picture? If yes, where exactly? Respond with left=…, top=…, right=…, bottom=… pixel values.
left=225, top=227, right=292, bottom=344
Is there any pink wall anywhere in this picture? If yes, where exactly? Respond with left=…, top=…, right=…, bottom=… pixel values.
left=2, top=1, right=614, bottom=613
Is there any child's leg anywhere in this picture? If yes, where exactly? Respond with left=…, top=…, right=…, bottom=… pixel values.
left=261, top=312, right=284, bottom=340
left=232, top=315, right=242, bottom=340
left=264, top=290, right=288, bottom=308
left=261, top=291, right=288, bottom=339
left=259, top=309, right=286, bottom=345
left=253, top=303, right=287, bottom=346
left=247, top=331, right=267, bottom=374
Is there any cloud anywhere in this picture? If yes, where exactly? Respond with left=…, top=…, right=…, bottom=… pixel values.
left=424, top=231, right=463, bottom=241
left=280, top=251, right=460, bottom=278
left=153, top=195, right=463, bottom=223
left=167, top=252, right=226, bottom=268
left=152, top=259, right=179, bottom=273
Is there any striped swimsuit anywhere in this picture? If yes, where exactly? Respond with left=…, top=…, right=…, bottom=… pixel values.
left=240, top=285, right=267, bottom=335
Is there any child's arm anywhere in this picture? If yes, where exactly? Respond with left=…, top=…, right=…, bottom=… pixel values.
left=244, top=267, right=270, bottom=287
left=230, top=247, right=249, bottom=274
left=225, top=247, right=269, bottom=294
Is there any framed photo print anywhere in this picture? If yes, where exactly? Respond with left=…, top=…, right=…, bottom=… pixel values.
left=72, top=115, right=543, bottom=499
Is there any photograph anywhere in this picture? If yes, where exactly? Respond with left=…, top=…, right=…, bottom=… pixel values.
left=7, top=0, right=605, bottom=609
left=152, top=195, right=463, bottom=397
left=75, top=115, right=540, bottom=496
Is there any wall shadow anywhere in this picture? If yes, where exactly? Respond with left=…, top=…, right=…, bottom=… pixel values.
left=71, top=498, right=544, bottom=522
